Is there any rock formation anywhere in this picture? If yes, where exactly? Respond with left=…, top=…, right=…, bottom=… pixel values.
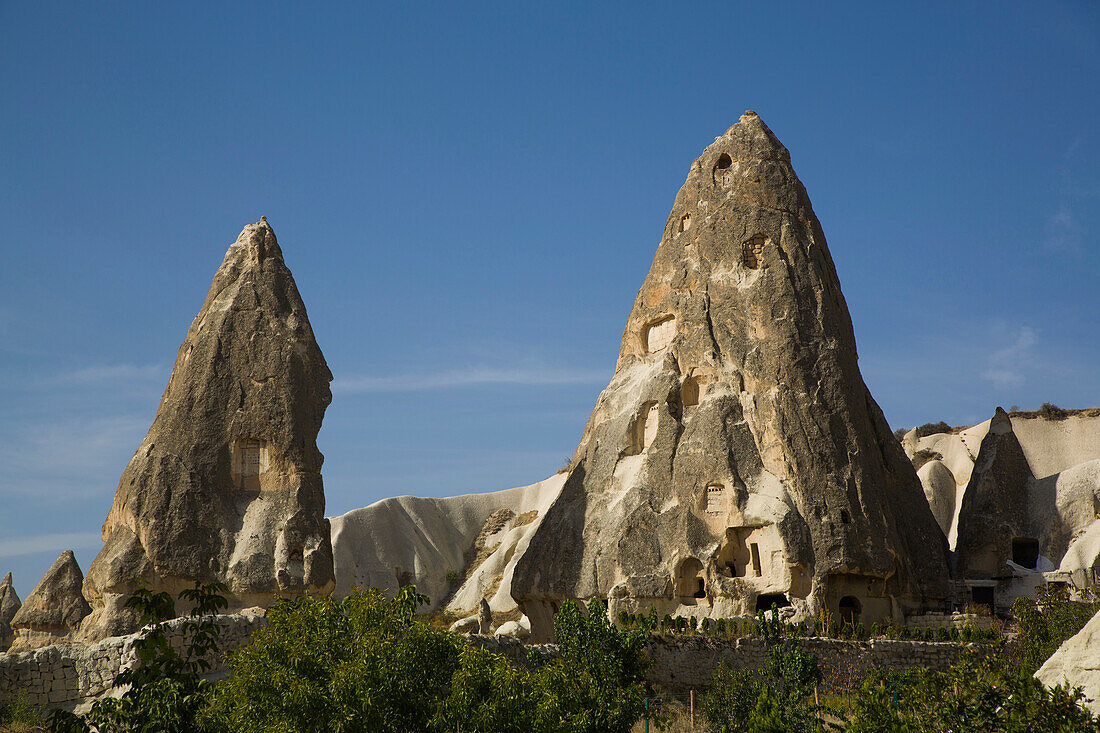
left=9, top=551, right=90, bottom=651
left=81, top=218, right=335, bottom=640
left=478, top=598, right=493, bottom=634
left=0, top=572, right=21, bottom=652
left=1036, top=607, right=1100, bottom=714
left=906, top=408, right=1100, bottom=612
left=511, top=113, right=951, bottom=640
left=329, top=473, right=565, bottom=617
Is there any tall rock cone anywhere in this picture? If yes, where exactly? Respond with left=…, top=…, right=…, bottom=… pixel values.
left=82, top=219, right=335, bottom=640
left=0, top=572, right=21, bottom=652
left=512, top=113, right=950, bottom=639
left=9, top=551, right=90, bottom=651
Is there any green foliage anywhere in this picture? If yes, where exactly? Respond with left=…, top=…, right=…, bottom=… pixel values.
left=50, top=581, right=229, bottom=733
left=914, top=421, right=952, bottom=438
left=703, top=617, right=829, bottom=732
left=847, top=652, right=1100, bottom=732
left=550, top=598, right=650, bottom=733
left=0, top=691, right=44, bottom=729
left=1011, top=584, right=1100, bottom=675
left=202, top=585, right=461, bottom=733
left=1039, top=402, right=1069, bottom=420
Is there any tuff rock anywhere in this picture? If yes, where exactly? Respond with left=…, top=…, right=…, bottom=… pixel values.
left=81, top=219, right=335, bottom=640
left=0, top=572, right=21, bottom=652
left=9, top=551, right=90, bottom=651
left=511, top=113, right=951, bottom=639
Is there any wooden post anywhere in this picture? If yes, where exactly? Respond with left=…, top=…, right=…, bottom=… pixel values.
left=690, top=689, right=695, bottom=729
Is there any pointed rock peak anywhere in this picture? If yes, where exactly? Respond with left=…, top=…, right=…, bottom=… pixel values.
left=9, top=550, right=90, bottom=650
left=1, top=572, right=11, bottom=588
left=84, top=218, right=335, bottom=640
left=513, top=119, right=949, bottom=640
left=991, top=406, right=1013, bottom=434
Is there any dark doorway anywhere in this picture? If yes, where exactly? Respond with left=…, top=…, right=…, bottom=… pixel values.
left=971, top=586, right=995, bottom=612
left=1012, top=538, right=1040, bottom=569
left=838, top=596, right=861, bottom=625
left=755, top=594, right=790, bottom=614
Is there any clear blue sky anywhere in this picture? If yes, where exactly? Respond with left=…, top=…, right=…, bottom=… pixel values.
left=1, top=2, right=1097, bottom=595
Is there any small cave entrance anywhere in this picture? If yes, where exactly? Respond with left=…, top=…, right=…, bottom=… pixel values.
left=838, top=596, right=861, bottom=625
left=712, top=153, right=733, bottom=185
left=678, top=212, right=692, bottom=233
left=626, top=401, right=659, bottom=455
left=717, top=528, right=764, bottom=578
left=681, top=376, right=703, bottom=409
left=677, top=558, right=706, bottom=604
left=755, top=594, right=790, bottom=614
left=970, top=585, right=995, bottom=613
left=742, top=235, right=765, bottom=270
left=1012, top=537, right=1040, bottom=569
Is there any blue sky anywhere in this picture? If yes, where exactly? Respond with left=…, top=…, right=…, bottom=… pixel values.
left=1, top=2, right=1097, bottom=595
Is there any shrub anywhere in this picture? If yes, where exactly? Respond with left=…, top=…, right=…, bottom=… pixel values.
left=870, top=623, right=881, bottom=639
left=949, top=626, right=960, bottom=642
left=1011, top=583, right=1100, bottom=674
left=715, top=618, right=727, bottom=637
left=51, top=581, right=229, bottom=733
left=912, top=448, right=944, bottom=469
left=893, top=427, right=907, bottom=442
left=855, top=622, right=866, bottom=640
left=688, top=616, right=698, bottom=633
left=1038, top=402, right=1069, bottom=420
left=915, top=421, right=953, bottom=438
left=0, top=692, right=43, bottom=730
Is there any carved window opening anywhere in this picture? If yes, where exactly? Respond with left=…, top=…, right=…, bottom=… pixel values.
left=712, top=153, right=734, bottom=186
left=1012, top=537, right=1040, bottom=569
left=742, top=235, right=765, bottom=270
left=839, top=596, right=861, bottom=625
left=679, top=213, right=692, bottom=233
left=705, top=484, right=724, bottom=515
left=677, top=558, right=705, bottom=603
left=642, top=315, right=676, bottom=353
left=749, top=542, right=762, bottom=577
left=627, top=401, right=659, bottom=455
left=681, top=376, right=703, bottom=408
left=232, top=439, right=266, bottom=490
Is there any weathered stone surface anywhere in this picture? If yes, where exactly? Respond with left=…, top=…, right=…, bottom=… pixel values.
left=478, top=598, right=492, bottom=634
left=81, top=219, right=335, bottom=640
left=329, top=474, right=565, bottom=616
left=1036, top=607, right=1100, bottom=714
left=512, top=113, right=951, bottom=639
left=9, top=551, right=90, bottom=651
left=0, top=572, right=21, bottom=651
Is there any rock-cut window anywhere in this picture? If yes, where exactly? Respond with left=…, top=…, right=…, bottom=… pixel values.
left=742, top=235, right=765, bottom=270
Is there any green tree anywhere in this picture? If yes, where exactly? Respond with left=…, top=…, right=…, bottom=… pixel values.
left=50, top=581, right=229, bottom=733
left=202, top=585, right=463, bottom=733
left=1011, top=584, right=1099, bottom=675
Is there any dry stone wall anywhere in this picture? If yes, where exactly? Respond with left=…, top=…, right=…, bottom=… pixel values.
left=466, top=634, right=984, bottom=693
left=0, top=612, right=267, bottom=711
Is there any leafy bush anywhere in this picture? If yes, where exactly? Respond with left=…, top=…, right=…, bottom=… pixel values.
left=50, top=581, right=228, bottom=733
left=914, top=421, right=952, bottom=438
left=847, top=652, right=1100, bottom=731
left=701, top=623, right=825, bottom=732
left=0, top=692, right=43, bottom=730
left=1011, top=584, right=1100, bottom=675
left=911, top=448, right=943, bottom=469
left=1038, top=402, right=1069, bottom=420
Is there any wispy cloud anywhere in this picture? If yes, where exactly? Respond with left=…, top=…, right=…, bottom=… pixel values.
left=981, top=327, right=1037, bottom=389
left=50, top=363, right=167, bottom=386
left=0, top=532, right=103, bottom=560
left=333, top=366, right=609, bottom=393
left=0, top=414, right=149, bottom=500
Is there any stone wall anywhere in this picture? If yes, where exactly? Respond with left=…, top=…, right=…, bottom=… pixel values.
left=467, top=633, right=986, bottom=693
left=644, top=636, right=987, bottom=692
left=906, top=612, right=996, bottom=630
left=0, top=612, right=267, bottom=711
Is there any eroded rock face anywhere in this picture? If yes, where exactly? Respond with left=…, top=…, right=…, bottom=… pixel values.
left=9, top=551, right=90, bottom=651
left=1036, top=607, right=1100, bottom=714
left=512, top=113, right=950, bottom=639
left=82, top=219, right=335, bottom=640
left=0, top=572, right=21, bottom=652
